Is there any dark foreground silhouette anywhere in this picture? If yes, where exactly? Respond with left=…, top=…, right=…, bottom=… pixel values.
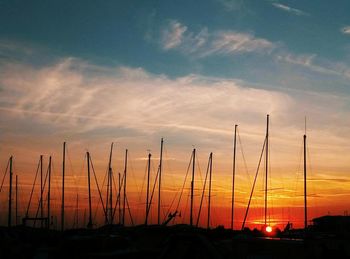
left=0, top=222, right=350, bottom=259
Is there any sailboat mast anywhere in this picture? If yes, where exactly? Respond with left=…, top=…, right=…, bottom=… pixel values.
left=61, top=142, right=66, bottom=231
left=15, top=174, right=18, bottom=226
left=118, top=173, right=121, bottom=224
left=40, top=155, right=43, bottom=225
left=190, top=148, right=196, bottom=226
left=304, top=133, right=307, bottom=229
left=106, top=143, right=114, bottom=224
left=109, top=148, right=113, bottom=224
left=264, top=115, right=269, bottom=226
left=145, top=152, right=151, bottom=225
left=8, top=156, right=13, bottom=227
left=231, top=124, right=237, bottom=229
left=207, top=152, right=213, bottom=229
left=48, top=156, right=52, bottom=229
left=87, top=152, right=93, bottom=229
left=158, top=138, right=163, bottom=225
left=122, top=149, right=128, bottom=225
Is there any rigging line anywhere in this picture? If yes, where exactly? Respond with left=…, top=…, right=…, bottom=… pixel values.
left=128, top=153, right=141, bottom=201
left=238, top=130, right=259, bottom=221
left=139, top=157, right=149, bottom=204
left=147, top=164, right=160, bottom=218
left=237, top=129, right=251, bottom=184
left=238, top=129, right=263, bottom=216
left=196, top=154, right=210, bottom=227
left=0, top=158, right=10, bottom=192
left=110, top=172, right=118, bottom=221
left=182, top=183, right=191, bottom=224
left=291, top=138, right=304, bottom=216
left=112, top=173, right=125, bottom=219
left=307, top=143, right=318, bottom=215
left=174, top=152, right=193, bottom=213
left=268, top=141, right=273, bottom=225
left=126, top=194, right=134, bottom=226
left=34, top=160, right=51, bottom=220
left=25, top=157, right=41, bottom=217
left=196, top=151, right=204, bottom=194
left=89, top=155, right=107, bottom=220
left=162, top=148, right=176, bottom=220
left=241, top=137, right=266, bottom=230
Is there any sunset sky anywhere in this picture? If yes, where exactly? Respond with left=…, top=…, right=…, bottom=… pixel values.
left=1, top=0, right=350, bottom=229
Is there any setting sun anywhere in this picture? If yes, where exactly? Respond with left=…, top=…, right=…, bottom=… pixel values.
left=265, top=226, right=273, bottom=233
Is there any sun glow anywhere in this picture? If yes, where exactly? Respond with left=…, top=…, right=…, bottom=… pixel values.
left=265, top=226, right=272, bottom=233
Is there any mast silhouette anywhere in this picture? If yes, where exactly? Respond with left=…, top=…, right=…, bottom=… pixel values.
left=264, top=115, right=269, bottom=226
left=87, top=152, right=93, bottom=229
left=122, top=149, right=128, bottom=225
left=47, top=156, right=52, bottom=229
left=106, top=143, right=114, bottom=224
left=61, top=142, right=66, bottom=231
left=190, top=148, right=196, bottom=226
left=158, top=138, right=164, bottom=225
left=231, top=124, right=237, bottom=229
left=207, top=152, right=213, bottom=229
left=118, top=172, right=121, bottom=224
left=8, top=156, right=13, bottom=227
left=304, top=130, right=307, bottom=230
left=15, top=174, right=18, bottom=226
left=145, top=152, right=151, bottom=225
left=40, top=155, right=43, bottom=227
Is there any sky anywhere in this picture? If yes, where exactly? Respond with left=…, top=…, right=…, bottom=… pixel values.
left=1, top=0, right=350, bottom=229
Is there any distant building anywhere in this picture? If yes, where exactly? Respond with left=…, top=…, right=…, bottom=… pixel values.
left=312, top=215, right=350, bottom=233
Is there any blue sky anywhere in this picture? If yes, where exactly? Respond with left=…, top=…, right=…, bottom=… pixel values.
left=1, top=0, right=350, bottom=85
left=1, top=0, right=350, bottom=226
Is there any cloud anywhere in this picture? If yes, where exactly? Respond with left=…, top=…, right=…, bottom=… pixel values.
left=204, top=31, right=274, bottom=56
left=341, top=26, right=350, bottom=35
left=272, top=3, right=309, bottom=16
left=217, top=0, right=245, bottom=11
left=0, top=58, right=291, bottom=137
left=161, top=20, right=187, bottom=50
left=277, top=53, right=350, bottom=80
left=2, top=57, right=350, bottom=219
left=160, top=20, right=275, bottom=57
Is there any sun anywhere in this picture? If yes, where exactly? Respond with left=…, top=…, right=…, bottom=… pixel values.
left=265, top=226, right=272, bottom=233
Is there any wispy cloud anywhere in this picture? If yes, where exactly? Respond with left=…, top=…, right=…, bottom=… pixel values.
left=204, top=31, right=274, bottom=56
left=160, top=20, right=275, bottom=57
left=272, top=2, right=309, bottom=16
left=277, top=53, right=350, bottom=79
left=341, top=26, right=350, bottom=35
left=161, top=20, right=187, bottom=50
left=216, top=0, right=245, bottom=11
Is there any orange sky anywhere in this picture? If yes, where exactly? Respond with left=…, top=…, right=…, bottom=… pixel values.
left=1, top=131, right=349, bottom=230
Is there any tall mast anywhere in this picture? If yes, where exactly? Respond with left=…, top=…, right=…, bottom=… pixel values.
left=61, top=142, right=66, bottom=231
left=122, top=149, right=128, bottom=225
left=40, top=155, right=43, bottom=227
left=158, top=138, right=164, bottom=225
left=118, top=172, right=121, bottom=224
left=106, top=143, right=113, bottom=224
left=109, top=145, right=113, bottom=224
left=15, top=174, right=18, bottom=226
left=207, top=152, right=213, bottom=229
left=8, top=156, right=13, bottom=227
left=87, top=152, right=93, bottom=229
left=264, top=115, right=269, bottom=226
left=304, top=133, right=307, bottom=230
left=145, top=152, right=151, bottom=225
left=231, top=124, right=238, bottom=230
left=190, top=148, right=196, bottom=226
left=47, top=156, right=52, bottom=229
